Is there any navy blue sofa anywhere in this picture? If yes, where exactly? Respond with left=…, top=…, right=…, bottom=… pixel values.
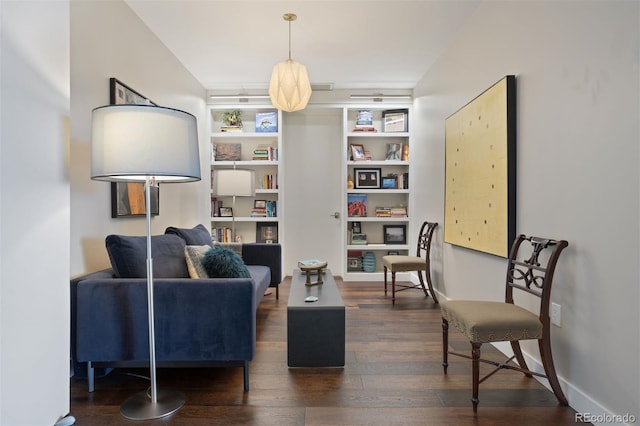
left=70, top=225, right=281, bottom=392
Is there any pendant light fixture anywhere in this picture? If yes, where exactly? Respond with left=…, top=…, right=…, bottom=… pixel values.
left=269, top=13, right=312, bottom=112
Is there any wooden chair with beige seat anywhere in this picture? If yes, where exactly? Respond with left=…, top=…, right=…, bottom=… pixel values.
left=382, top=221, right=439, bottom=305
left=440, top=234, right=569, bottom=412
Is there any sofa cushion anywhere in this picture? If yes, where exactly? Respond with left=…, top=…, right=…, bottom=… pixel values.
left=165, top=224, right=213, bottom=247
left=105, top=234, right=188, bottom=278
left=184, top=245, right=210, bottom=279
left=201, top=246, right=251, bottom=278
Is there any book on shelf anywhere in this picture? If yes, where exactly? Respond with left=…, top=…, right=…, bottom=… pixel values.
left=262, top=174, right=277, bottom=189
left=391, top=207, right=407, bottom=217
left=351, top=233, right=368, bottom=245
left=253, top=144, right=278, bottom=161
left=255, top=111, right=278, bottom=133
left=211, top=226, right=233, bottom=243
left=250, top=200, right=277, bottom=217
left=375, top=207, right=392, bottom=217
left=211, top=197, right=223, bottom=217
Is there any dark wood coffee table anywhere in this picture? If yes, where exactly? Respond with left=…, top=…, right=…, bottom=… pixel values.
left=287, top=269, right=345, bottom=367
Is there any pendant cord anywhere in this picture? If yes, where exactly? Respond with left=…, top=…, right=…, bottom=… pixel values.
left=288, top=19, right=292, bottom=61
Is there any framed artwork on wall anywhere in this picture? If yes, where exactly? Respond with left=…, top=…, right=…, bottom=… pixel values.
left=444, top=75, right=516, bottom=257
left=109, top=78, right=159, bottom=217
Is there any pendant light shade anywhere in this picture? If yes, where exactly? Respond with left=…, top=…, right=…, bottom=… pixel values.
left=269, top=13, right=312, bottom=112
left=269, top=59, right=311, bottom=112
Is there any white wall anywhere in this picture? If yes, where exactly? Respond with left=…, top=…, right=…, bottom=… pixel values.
left=413, top=0, right=639, bottom=420
left=0, top=1, right=71, bottom=424
left=70, top=0, right=209, bottom=276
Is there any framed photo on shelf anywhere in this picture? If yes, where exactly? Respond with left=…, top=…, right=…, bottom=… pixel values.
left=347, top=194, right=368, bottom=217
left=219, top=207, right=233, bottom=217
left=254, top=200, right=267, bottom=209
left=386, top=143, right=402, bottom=160
left=382, top=109, right=408, bottom=132
left=382, top=176, right=397, bottom=189
left=256, top=222, right=278, bottom=243
left=354, top=168, right=381, bottom=189
left=255, top=111, right=277, bottom=133
left=350, top=144, right=366, bottom=161
left=383, top=224, right=407, bottom=244
left=351, top=221, right=362, bottom=234
left=215, top=143, right=241, bottom=161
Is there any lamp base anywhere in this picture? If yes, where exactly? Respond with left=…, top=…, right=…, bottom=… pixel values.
left=120, top=388, right=186, bottom=420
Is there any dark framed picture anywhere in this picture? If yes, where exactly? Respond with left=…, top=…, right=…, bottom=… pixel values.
left=254, top=200, right=267, bottom=209
left=382, top=177, right=397, bottom=189
left=109, top=78, right=156, bottom=106
left=383, top=224, right=407, bottom=244
left=111, top=182, right=159, bottom=218
left=354, top=168, right=381, bottom=189
left=382, top=109, right=408, bottom=132
left=219, top=207, right=233, bottom=217
left=109, top=79, right=158, bottom=217
left=256, top=222, right=278, bottom=243
left=351, top=221, right=361, bottom=233
left=350, top=144, right=366, bottom=161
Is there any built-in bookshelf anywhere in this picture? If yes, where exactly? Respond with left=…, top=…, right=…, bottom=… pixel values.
left=209, top=107, right=283, bottom=243
left=343, top=107, right=412, bottom=280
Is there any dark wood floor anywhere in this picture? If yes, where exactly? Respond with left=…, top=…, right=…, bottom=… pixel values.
left=70, top=277, right=584, bottom=425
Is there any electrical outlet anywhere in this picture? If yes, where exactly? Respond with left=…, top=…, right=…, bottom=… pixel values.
left=551, top=302, right=561, bottom=327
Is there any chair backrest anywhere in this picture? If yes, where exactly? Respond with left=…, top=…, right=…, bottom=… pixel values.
left=416, top=221, right=438, bottom=259
left=505, top=234, right=569, bottom=320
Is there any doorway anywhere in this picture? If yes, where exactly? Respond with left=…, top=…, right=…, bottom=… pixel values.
left=282, top=108, right=343, bottom=276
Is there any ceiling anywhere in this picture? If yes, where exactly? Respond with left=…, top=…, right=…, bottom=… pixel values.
left=126, top=0, right=481, bottom=93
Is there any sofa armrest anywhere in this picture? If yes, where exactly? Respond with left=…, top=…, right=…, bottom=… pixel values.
left=242, top=243, right=282, bottom=286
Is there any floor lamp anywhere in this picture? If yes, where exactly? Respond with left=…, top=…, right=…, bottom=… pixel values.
left=211, top=168, right=256, bottom=241
left=91, top=104, right=200, bottom=420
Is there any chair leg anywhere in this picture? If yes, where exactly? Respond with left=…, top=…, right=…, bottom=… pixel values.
left=383, top=266, right=388, bottom=295
left=471, top=342, right=482, bottom=412
left=510, top=340, right=532, bottom=378
left=442, top=319, right=449, bottom=374
left=416, top=270, right=430, bottom=298
left=539, top=334, right=568, bottom=405
left=391, top=271, right=396, bottom=305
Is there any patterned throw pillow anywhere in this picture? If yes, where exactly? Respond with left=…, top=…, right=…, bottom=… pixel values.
left=184, top=245, right=211, bottom=279
left=201, top=246, right=251, bottom=278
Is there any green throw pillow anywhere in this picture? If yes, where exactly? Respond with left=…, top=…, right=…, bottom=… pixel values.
left=202, top=246, right=251, bottom=278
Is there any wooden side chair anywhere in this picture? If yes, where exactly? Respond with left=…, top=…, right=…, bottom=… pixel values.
left=382, top=221, right=439, bottom=305
left=440, top=234, right=569, bottom=412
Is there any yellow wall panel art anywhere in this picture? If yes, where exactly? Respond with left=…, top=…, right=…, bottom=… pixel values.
left=444, top=76, right=516, bottom=257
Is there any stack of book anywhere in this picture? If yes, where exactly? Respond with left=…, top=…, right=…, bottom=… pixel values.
left=220, top=126, right=242, bottom=133
left=253, top=144, right=277, bottom=161
left=391, top=207, right=407, bottom=218
left=375, top=207, right=392, bottom=217
left=251, top=201, right=277, bottom=217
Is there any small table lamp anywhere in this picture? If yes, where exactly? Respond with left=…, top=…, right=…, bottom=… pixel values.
left=91, top=104, right=200, bottom=420
left=212, top=168, right=256, bottom=241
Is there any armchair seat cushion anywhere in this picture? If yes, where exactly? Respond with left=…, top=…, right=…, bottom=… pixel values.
left=440, top=300, right=542, bottom=344
left=382, top=255, right=426, bottom=272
